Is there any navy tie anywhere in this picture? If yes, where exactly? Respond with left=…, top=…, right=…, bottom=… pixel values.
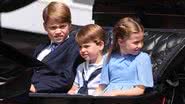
left=50, top=43, right=58, bottom=52
left=78, top=68, right=102, bottom=94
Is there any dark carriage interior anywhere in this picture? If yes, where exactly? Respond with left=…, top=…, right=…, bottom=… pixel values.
left=0, top=0, right=185, bottom=104
left=1, top=0, right=185, bottom=56
left=93, top=0, right=185, bottom=28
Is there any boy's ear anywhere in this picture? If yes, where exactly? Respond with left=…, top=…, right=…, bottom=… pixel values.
left=43, top=22, right=47, bottom=31
left=68, top=24, right=72, bottom=32
left=99, top=41, right=105, bottom=50
left=118, top=38, right=125, bottom=44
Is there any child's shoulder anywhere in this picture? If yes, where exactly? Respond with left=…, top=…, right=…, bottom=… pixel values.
left=103, top=53, right=108, bottom=58
left=76, top=62, right=86, bottom=71
left=136, top=52, right=151, bottom=60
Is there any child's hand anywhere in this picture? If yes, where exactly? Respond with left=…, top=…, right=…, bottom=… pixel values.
left=102, top=90, right=120, bottom=96
left=93, top=90, right=103, bottom=96
left=67, top=90, right=76, bottom=95
left=94, top=84, right=106, bottom=96
left=67, top=85, right=79, bottom=95
left=30, top=84, right=36, bottom=93
left=102, top=92, right=114, bottom=96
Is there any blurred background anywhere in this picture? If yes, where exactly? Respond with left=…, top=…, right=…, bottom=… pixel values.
left=1, top=0, right=185, bottom=56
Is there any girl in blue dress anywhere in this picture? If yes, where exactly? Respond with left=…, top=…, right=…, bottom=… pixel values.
left=96, top=17, right=153, bottom=96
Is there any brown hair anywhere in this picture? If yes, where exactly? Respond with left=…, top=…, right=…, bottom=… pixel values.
left=75, top=24, right=105, bottom=46
left=107, top=17, right=144, bottom=62
left=42, top=2, right=71, bottom=24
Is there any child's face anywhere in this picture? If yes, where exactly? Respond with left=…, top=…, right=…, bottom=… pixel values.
left=118, top=32, right=144, bottom=55
left=79, top=41, right=104, bottom=63
left=44, top=20, right=71, bottom=43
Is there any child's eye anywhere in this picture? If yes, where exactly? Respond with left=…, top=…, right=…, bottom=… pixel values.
left=49, top=26, right=57, bottom=30
left=133, top=41, right=139, bottom=44
left=83, top=45, right=89, bottom=48
left=59, top=25, right=67, bottom=29
left=80, top=45, right=89, bottom=49
left=134, top=41, right=142, bottom=44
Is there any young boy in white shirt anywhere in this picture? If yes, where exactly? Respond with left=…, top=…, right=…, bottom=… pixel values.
left=68, top=24, right=106, bottom=95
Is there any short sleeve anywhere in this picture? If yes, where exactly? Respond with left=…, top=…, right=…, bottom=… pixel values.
left=136, top=52, right=154, bottom=87
left=73, top=63, right=84, bottom=87
left=73, top=74, right=79, bottom=86
left=100, top=57, right=110, bottom=85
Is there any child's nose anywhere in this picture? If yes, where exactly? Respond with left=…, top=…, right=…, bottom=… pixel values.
left=57, top=28, right=62, bottom=31
left=55, top=28, right=62, bottom=34
left=138, top=43, right=143, bottom=48
left=80, top=47, right=86, bottom=52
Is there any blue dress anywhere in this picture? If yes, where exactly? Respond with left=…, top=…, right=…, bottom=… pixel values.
left=100, top=52, right=153, bottom=92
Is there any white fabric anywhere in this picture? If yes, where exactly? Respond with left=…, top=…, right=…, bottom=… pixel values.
left=36, top=36, right=69, bottom=61
left=74, top=59, right=103, bottom=95
left=37, top=45, right=52, bottom=61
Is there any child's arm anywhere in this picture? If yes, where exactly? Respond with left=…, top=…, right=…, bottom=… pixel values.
left=103, top=85, right=145, bottom=96
left=30, top=84, right=37, bottom=93
left=67, top=85, right=79, bottom=95
left=94, top=84, right=107, bottom=96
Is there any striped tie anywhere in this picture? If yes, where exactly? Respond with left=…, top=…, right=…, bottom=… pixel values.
left=50, top=43, right=58, bottom=52
left=78, top=68, right=102, bottom=94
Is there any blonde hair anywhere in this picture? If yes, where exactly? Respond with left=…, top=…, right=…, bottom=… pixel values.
left=76, top=24, right=105, bottom=46
left=107, top=17, right=144, bottom=62
left=42, top=2, right=71, bottom=24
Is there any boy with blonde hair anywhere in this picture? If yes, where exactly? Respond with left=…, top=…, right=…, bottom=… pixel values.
left=68, top=24, right=106, bottom=95
left=30, top=2, right=83, bottom=93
